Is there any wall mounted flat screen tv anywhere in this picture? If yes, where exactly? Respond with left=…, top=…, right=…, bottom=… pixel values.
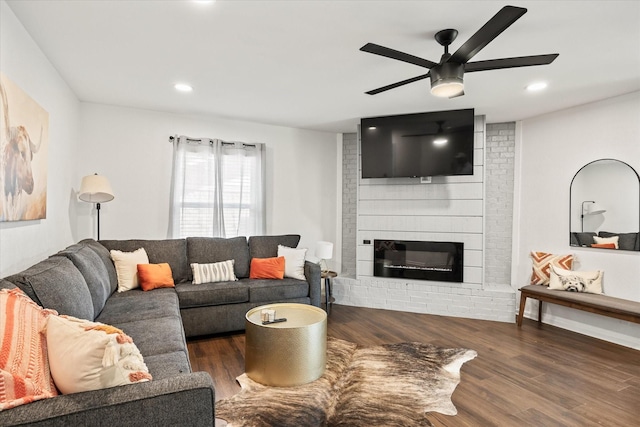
left=360, top=108, right=475, bottom=179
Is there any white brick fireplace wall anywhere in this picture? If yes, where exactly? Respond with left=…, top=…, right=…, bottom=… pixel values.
left=335, top=116, right=516, bottom=322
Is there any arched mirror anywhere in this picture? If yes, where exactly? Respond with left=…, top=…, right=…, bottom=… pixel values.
left=570, top=159, right=640, bottom=251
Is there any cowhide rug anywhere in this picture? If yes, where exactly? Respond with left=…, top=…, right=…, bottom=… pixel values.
left=216, top=337, right=477, bottom=427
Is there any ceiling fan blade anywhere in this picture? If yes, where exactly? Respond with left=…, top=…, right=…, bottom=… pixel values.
left=360, top=43, right=438, bottom=69
left=464, top=54, right=559, bottom=72
left=449, top=5, right=527, bottom=64
left=365, top=73, right=430, bottom=95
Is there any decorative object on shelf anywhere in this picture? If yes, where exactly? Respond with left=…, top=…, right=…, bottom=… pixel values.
left=581, top=200, right=606, bottom=232
left=79, top=174, right=114, bottom=240
left=315, top=241, right=334, bottom=274
left=1, top=72, right=49, bottom=222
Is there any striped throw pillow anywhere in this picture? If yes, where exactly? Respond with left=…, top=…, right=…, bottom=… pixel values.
left=530, top=252, right=574, bottom=285
left=191, top=260, right=237, bottom=284
left=0, top=288, right=58, bottom=410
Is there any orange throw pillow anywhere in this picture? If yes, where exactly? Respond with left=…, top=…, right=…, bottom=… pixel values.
left=250, top=257, right=285, bottom=279
left=591, top=243, right=616, bottom=249
left=137, top=263, right=175, bottom=291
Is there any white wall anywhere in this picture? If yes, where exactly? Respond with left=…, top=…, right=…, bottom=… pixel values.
left=77, top=103, right=338, bottom=255
left=0, top=1, right=80, bottom=277
left=514, top=91, right=640, bottom=349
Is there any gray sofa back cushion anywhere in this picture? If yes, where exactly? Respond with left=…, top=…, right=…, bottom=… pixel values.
left=248, top=234, right=301, bottom=258
left=187, top=236, right=250, bottom=279
left=0, top=279, right=17, bottom=290
left=80, top=238, right=119, bottom=294
left=598, top=231, right=640, bottom=251
left=56, top=243, right=112, bottom=317
left=99, top=239, right=191, bottom=284
left=5, top=256, right=94, bottom=320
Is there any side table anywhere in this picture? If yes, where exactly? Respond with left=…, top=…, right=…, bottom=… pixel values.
left=321, top=271, right=337, bottom=313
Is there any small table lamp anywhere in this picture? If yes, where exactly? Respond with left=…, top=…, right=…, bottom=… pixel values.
left=315, top=241, right=334, bottom=274
left=79, top=174, right=114, bottom=240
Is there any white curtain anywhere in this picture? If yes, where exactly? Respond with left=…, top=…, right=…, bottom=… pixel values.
left=168, top=135, right=265, bottom=239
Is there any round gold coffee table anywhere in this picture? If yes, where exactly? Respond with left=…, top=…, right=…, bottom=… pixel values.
left=245, top=303, right=327, bottom=387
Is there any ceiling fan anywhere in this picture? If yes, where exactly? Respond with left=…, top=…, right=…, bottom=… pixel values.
left=360, top=5, right=559, bottom=98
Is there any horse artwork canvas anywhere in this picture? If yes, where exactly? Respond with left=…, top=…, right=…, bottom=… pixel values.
left=0, top=72, right=49, bottom=222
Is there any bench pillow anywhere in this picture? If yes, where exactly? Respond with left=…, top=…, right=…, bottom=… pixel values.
left=530, top=252, right=574, bottom=286
left=549, top=265, right=603, bottom=294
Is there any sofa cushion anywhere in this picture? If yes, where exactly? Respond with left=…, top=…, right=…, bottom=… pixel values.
left=187, top=236, right=250, bottom=279
left=191, top=260, right=237, bottom=284
left=110, top=248, right=150, bottom=292
left=5, top=256, right=94, bottom=320
left=248, top=234, right=301, bottom=259
left=245, top=278, right=309, bottom=303
left=598, top=231, right=639, bottom=251
left=114, top=316, right=187, bottom=357
left=0, top=279, right=16, bottom=290
left=249, top=257, right=285, bottom=279
left=99, top=239, right=191, bottom=284
left=56, top=243, right=112, bottom=317
left=95, top=288, right=181, bottom=326
left=46, top=315, right=152, bottom=395
left=137, top=263, right=175, bottom=291
left=175, top=281, right=249, bottom=308
left=143, top=351, right=191, bottom=381
left=79, top=239, right=119, bottom=294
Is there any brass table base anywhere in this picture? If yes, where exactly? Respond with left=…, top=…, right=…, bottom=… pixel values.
left=245, top=303, right=327, bottom=387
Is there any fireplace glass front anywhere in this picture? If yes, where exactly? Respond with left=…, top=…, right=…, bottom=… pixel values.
left=373, top=240, right=463, bottom=282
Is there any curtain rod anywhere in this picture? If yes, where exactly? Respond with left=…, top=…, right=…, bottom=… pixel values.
left=168, top=135, right=256, bottom=147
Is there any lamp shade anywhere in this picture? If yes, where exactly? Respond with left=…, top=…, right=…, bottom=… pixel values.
left=315, top=241, right=334, bottom=260
left=586, top=203, right=606, bottom=215
left=79, top=174, right=114, bottom=203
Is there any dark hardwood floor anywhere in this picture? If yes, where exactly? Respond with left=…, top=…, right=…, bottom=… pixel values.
left=187, top=304, right=640, bottom=426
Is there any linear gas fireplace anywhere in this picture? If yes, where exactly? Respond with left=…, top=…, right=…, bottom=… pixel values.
left=374, top=240, right=463, bottom=283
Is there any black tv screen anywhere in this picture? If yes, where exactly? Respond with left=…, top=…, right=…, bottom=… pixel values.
left=360, top=108, right=475, bottom=178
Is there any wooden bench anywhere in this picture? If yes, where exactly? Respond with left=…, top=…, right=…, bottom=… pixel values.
left=517, top=284, right=640, bottom=326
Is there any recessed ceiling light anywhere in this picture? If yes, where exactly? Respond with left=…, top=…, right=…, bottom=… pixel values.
left=368, top=126, right=377, bottom=130
left=526, top=82, right=548, bottom=92
left=174, top=83, right=193, bottom=92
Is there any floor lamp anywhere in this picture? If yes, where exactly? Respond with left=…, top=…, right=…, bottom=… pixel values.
left=79, top=174, right=114, bottom=240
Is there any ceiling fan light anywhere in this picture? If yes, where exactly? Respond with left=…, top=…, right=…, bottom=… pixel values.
left=431, top=79, right=464, bottom=97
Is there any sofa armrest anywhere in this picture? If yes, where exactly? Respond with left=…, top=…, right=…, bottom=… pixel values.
left=0, top=372, right=215, bottom=427
left=304, top=261, right=321, bottom=307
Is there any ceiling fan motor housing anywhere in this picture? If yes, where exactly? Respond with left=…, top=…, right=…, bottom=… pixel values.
left=430, top=62, right=464, bottom=97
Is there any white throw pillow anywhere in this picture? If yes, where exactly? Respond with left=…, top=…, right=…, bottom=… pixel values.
left=46, top=315, right=151, bottom=394
left=549, top=265, right=603, bottom=294
left=593, top=235, right=619, bottom=249
left=110, top=248, right=149, bottom=292
left=191, top=260, right=237, bottom=284
left=277, top=245, right=307, bottom=280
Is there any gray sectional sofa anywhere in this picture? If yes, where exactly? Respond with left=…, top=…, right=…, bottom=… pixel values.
left=0, top=234, right=321, bottom=426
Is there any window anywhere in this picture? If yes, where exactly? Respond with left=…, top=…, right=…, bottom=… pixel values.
left=169, top=136, right=265, bottom=238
